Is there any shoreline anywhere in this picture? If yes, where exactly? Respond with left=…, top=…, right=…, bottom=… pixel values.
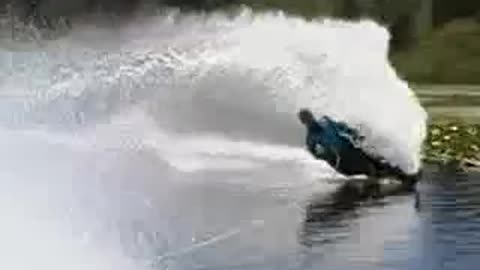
left=423, top=159, right=480, bottom=173
left=423, top=120, right=480, bottom=172
left=414, top=83, right=480, bottom=173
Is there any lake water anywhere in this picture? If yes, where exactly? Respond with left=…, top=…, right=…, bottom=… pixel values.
left=146, top=167, right=480, bottom=270
left=0, top=8, right=478, bottom=270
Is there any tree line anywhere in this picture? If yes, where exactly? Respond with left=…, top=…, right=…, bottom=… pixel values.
left=1, top=0, right=479, bottom=51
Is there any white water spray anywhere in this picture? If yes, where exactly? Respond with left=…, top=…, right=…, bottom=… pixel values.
left=0, top=8, right=427, bottom=270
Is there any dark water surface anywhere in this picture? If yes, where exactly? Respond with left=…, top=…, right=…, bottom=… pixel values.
left=152, top=168, right=480, bottom=270
left=0, top=11, right=470, bottom=270
left=303, top=169, right=480, bottom=270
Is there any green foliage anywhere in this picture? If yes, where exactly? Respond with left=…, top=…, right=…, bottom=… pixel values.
left=391, top=18, right=480, bottom=84
left=433, top=0, right=480, bottom=26
left=424, top=120, right=480, bottom=168
left=162, top=0, right=238, bottom=11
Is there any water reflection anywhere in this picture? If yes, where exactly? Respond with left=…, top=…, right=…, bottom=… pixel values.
left=413, top=169, right=480, bottom=270
left=299, top=168, right=480, bottom=270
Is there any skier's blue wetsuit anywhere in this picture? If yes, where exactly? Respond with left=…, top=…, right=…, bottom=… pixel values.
left=301, top=111, right=421, bottom=189
left=305, top=116, right=378, bottom=176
